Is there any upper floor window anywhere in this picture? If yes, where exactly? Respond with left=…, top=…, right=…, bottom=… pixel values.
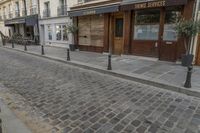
left=43, top=2, right=50, bottom=17
left=15, top=2, right=19, bottom=11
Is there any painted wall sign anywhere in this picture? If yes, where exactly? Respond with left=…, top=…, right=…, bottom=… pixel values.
left=134, top=0, right=165, bottom=9
left=120, top=0, right=188, bottom=11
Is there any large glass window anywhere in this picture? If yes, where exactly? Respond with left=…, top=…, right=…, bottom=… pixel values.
left=134, top=10, right=160, bottom=40
left=47, top=25, right=52, bottom=40
left=56, top=25, right=62, bottom=40
left=163, top=7, right=182, bottom=41
left=115, top=18, right=123, bottom=37
left=62, top=25, right=68, bottom=41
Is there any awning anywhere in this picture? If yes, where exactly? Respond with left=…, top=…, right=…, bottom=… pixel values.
left=69, top=4, right=119, bottom=17
left=121, top=0, right=188, bottom=10
left=5, top=17, right=25, bottom=26
left=5, top=15, right=38, bottom=26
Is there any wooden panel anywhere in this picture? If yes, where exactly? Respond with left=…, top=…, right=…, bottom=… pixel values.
left=103, top=13, right=109, bottom=52
left=78, top=45, right=103, bottom=53
left=91, top=15, right=104, bottom=47
left=123, top=11, right=132, bottom=54
left=78, top=16, right=91, bottom=46
left=160, top=41, right=177, bottom=61
left=131, top=40, right=159, bottom=57
left=78, top=15, right=104, bottom=47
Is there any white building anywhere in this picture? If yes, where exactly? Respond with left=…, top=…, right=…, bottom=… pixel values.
left=39, top=0, right=76, bottom=48
left=0, top=0, right=39, bottom=41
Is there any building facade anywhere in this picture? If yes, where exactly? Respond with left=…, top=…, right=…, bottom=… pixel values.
left=39, top=0, right=75, bottom=47
left=69, top=0, right=196, bottom=62
left=0, top=0, right=39, bottom=41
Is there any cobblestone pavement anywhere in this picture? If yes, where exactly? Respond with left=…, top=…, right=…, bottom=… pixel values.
left=0, top=47, right=200, bottom=133
left=4, top=44, right=200, bottom=92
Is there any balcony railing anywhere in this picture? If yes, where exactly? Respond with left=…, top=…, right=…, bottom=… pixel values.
left=22, top=9, right=26, bottom=16
left=43, top=9, right=51, bottom=18
left=30, top=6, right=38, bottom=15
left=15, top=10, right=20, bottom=17
left=57, top=5, right=68, bottom=16
left=3, top=15, right=6, bottom=19
left=8, top=12, right=13, bottom=19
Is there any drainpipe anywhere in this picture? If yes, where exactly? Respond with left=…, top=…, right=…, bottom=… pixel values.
left=37, top=0, right=40, bottom=44
left=23, top=0, right=27, bottom=16
left=190, top=0, right=199, bottom=57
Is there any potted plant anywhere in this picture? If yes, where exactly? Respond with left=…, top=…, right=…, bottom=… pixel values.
left=66, top=23, right=79, bottom=51
left=175, top=18, right=200, bottom=67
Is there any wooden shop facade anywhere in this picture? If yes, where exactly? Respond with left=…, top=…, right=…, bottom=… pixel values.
left=69, top=0, right=195, bottom=62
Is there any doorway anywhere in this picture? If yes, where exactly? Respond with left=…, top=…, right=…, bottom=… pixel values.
left=159, top=7, right=182, bottom=61
left=113, top=13, right=124, bottom=55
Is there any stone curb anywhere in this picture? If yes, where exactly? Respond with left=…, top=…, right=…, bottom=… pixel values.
left=2, top=46, right=200, bottom=98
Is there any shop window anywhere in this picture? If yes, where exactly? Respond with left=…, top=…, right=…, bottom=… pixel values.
left=56, top=25, right=62, bottom=40
left=134, top=9, right=160, bottom=40
left=47, top=25, right=52, bottom=40
left=115, top=18, right=123, bottom=37
left=163, top=7, right=182, bottom=41
left=62, top=25, right=68, bottom=41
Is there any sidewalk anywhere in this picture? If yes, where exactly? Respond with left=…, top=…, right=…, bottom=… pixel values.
left=0, top=99, right=32, bottom=133
left=3, top=43, right=200, bottom=97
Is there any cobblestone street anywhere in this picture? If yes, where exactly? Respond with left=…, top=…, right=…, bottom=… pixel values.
left=0, top=47, right=200, bottom=133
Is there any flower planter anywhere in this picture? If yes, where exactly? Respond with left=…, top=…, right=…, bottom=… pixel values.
left=181, top=54, right=194, bottom=67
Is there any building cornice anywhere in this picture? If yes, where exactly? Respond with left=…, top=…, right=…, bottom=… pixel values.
left=71, top=0, right=121, bottom=10
left=0, top=0, right=11, bottom=5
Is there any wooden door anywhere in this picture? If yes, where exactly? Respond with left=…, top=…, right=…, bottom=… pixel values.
left=113, top=14, right=124, bottom=55
left=159, top=7, right=182, bottom=62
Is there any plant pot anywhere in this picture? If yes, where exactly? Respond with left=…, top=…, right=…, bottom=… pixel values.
left=181, top=54, right=194, bottom=67
left=69, top=44, right=75, bottom=51
left=69, top=44, right=78, bottom=51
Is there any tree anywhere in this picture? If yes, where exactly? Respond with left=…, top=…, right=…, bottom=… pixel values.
left=175, top=18, right=200, bottom=55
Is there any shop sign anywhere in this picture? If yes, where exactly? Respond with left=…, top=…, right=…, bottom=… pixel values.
left=5, top=18, right=25, bottom=26
left=134, top=0, right=165, bottom=9
left=83, top=10, right=96, bottom=15
left=69, top=5, right=119, bottom=17
left=120, top=0, right=188, bottom=11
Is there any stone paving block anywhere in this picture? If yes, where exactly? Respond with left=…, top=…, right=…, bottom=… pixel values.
left=1, top=48, right=200, bottom=132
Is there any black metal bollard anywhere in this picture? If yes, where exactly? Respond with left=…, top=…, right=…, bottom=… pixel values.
left=2, top=39, right=5, bottom=46
left=107, top=54, right=112, bottom=70
left=184, top=65, right=193, bottom=88
left=67, top=48, right=70, bottom=61
left=12, top=41, right=14, bottom=48
left=24, top=41, right=27, bottom=51
left=41, top=45, right=45, bottom=55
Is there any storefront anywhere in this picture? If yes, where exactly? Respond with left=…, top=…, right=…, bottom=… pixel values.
left=69, top=1, right=121, bottom=52
left=121, top=0, right=195, bottom=61
left=39, top=17, right=71, bottom=47
left=4, top=15, right=39, bottom=40
left=69, top=0, right=195, bottom=62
